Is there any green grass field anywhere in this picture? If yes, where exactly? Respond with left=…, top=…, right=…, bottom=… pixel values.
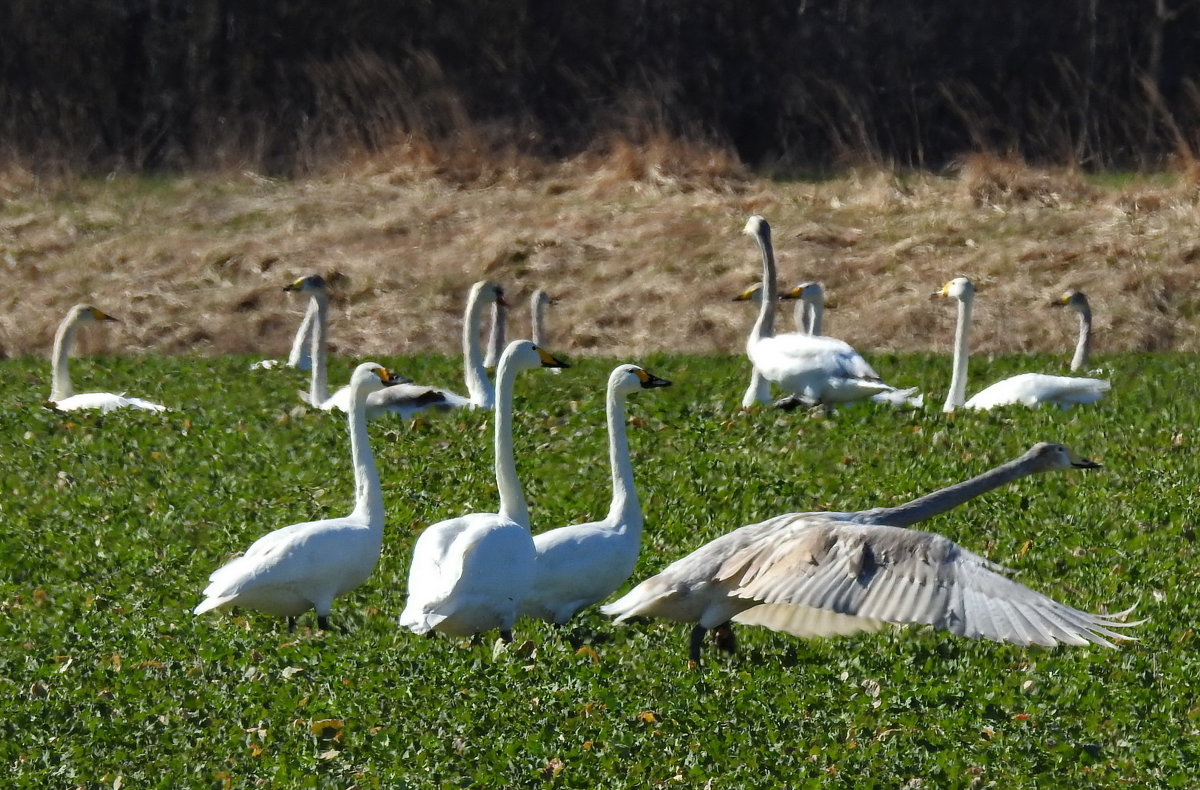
left=2, top=351, right=1195, bottom=787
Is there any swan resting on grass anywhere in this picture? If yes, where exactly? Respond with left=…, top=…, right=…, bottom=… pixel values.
left=399, top=340, right=569, bottom=642
left=194, top=363, right=404, bottom=631
left=521, top=364, right=671, bottom=625
left=287, top=274, right=471, bottom=418
left=935, top=277, right=1110, bottom=412
left=46, top=304, right=167, bottom=413
left=603, top=442, right=1139, bottom=663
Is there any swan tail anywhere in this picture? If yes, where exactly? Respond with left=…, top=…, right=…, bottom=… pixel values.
left=870, top=386, right=924, bottom=409
left=193, top=595, right=236, bottom=616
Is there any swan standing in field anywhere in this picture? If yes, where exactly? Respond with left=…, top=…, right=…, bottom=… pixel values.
left=732, top=281, right=823, bottom=407
left=935, top=277, right=1110, bottom=411
left=289, top=274, right=471, bottom=418
left=743, top=216, right=912, bottom=410
left=521, top=364, right=671, bottom=625
left=399, top=340, right=569, bottom=641
left=46, top=304, right=167, bottom=413
left=194, top=363, right=404, bottom=631
left=603, top=442, right=1138, bottom=663
left=1049, top=289, right=1094, bottom=372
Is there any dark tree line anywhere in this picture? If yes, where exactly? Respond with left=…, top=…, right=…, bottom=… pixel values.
left=2, top=0, right=1199, bottom=174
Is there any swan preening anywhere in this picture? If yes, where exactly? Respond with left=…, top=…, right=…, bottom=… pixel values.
left=47, top=304, right=167, bottom=413
left=194, top=363, right=403, bottom=630
left=521, top=364, right=671, bottom=625
left=742, top=216, right=917, bottom=410
left=935, top=277, right=1110, bottom=412
left=603, top=442, right=1138, bottom=663
left=288, top=274, right=474, bottom=418
left=399, top=340, right=569, bottom=641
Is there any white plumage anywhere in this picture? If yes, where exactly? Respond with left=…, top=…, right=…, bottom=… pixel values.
left=46, top=304, right=167, bottom=413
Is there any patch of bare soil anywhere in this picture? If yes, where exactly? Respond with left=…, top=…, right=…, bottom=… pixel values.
left=1, top=150, right=1199, bottom=361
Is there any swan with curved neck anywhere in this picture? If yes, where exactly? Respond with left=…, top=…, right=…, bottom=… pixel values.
left=400, top=340, right=569, bottom=641
left=483, top=296, right=507, bottom=370
left=1050, top=289, right=1093, bottom=372
left=604, top=442, right=1138, bottom=664
left=289, top=275, right=471, bottom=418
left=935, top=277, right=1110, bottom=412
left=743, top=216, right=909, bottom=409
left=194, top=363, right=403, bottom=630
left=530, top=289, right=557, bottom=347
left=522, top=364, right=671, bottom=624
left=47, top=304, right=166, bottom=413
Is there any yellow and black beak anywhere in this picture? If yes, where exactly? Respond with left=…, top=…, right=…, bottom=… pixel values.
left=634, top=368, right=672, bottom=389
left=731, top=287, right=759, bottom=302
left=1069, top=451, right=1101, bottom=469
left=779, top=285, right=804, bottom=300
left=373, top=367, right=411, bottom=387
left=930, top=282, right=952, bottom=300
left=90, top=307, right=119, bottom=322
left=283, top=278, right=306, bottom=292
left=536, top=347, right=569, bottom=369
left=1048, top=295, right=1070, bottom=308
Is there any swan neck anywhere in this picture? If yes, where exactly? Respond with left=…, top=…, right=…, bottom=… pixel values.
left=1071, top=306, right=1092, bottom=372
left=531, top=296, right=547, bottom=347
left=749, top=232, right=777, bottom=345
left=483, top=300, right=506, bottom=369
left=807, top=298, right=824, bottom=335
left=308, top=291, right=332, bottom=406
left=463, top=289, right=494, bottom=408
left=287, top=297, right=318, bottom=368
left=944, top=295, right=972, bottom=412
left=605, top=386, right=641, bottom=527
left=493, top=353, right=529, bottom=526
left=347, top=389, right=384, bottom=524
left=870, top=453, right=1038, bottom=528
left=50, top=313, right=79, bottom=401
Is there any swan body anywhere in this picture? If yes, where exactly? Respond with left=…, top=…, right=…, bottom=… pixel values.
left=935, top=277, right=1110, bottom=412
left=743, top=216, right=910, bottom=409
left=521, top=364, right=671, bottom=625
left=604, top=442, right=1138, bottom=662
left=289, top=274, right=473, bottom=418
left=194, top=363, right=402, bottom=629
left=47, top=304, right=167, bottom=413
left=399, top=340, right=568, bottom=639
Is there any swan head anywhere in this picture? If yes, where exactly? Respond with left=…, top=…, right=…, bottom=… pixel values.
left=532, top=289, right=556, bottom=307
left=743, top=215, right=770, bottom=241
left=731, top=284, right=764, bottom=303
left=283, top=274, right=328, bottom=293
left=781, top=282, right=825, bottom=303
left=348, top=362, right=407, bottom=395
left=70, top=305, right=119, bottom=324
left=499, top=339, right=569, bottom=373
left=469, top=280, right=507, bottom=307
left=1023, top=442, right=1101, bottom=471
left=611, top=364, right=672, bottom=396
left=933, top=277, right=974, bottom=302
left=1050, top=289, right=1090, bottom=312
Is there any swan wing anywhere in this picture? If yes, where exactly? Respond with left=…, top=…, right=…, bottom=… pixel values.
left=727, top=520, right=1138, bottom=647
left=367, top=384, right=471, bottom=418
left=51, top=392, right=166, bottom=413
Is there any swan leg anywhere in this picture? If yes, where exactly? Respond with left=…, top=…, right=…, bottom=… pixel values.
left=499, top=629, right=514, bottom=643
left=689, top=625, right=708, bottom=664
left=713, top=622, right=737, bottom=655
left=287, top=616, right=297, bottom=633
left=773, top=395, right=807, bottom=411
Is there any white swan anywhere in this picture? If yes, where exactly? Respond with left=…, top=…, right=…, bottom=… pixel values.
left=194, top=363, right=403, bottom=630
left=935, top=277, right=1110, bottom=412
left=603, top=442, right=1138, bottom=663
left=743, top=216, right=911, bottom=410
left=1049, top=289, right=1094, bottom=372
left=399, top=340, right=569, bottom=641
left=250, top=287, right=318, bottom=371
left=288, top=274, right=472, bottom=418
left=46, top=304, right=167, bottom=413
left=521, top=364, right=671, bottom=625
left=732, top=282, right=820, bottom=407
left=781, top=281, right=825, bottom=334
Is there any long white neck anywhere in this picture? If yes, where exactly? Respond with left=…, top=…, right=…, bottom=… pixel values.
left=347, top=385, right=384, bottom=525
left=748, top=227, right=777, bottom=351
left=483, top=301, right=506, bottom=369
left=944, top=293, right=972, bottom=412
left=286, top=297, right=318, bottom=368
left=792, top=299, right=809, bottom=334
left=463, top=290, right=495, bottom=409
left=865, top=450, right=1044, bottom=528
left=50, top=312, right=81, bottom=401
left=531, top=294, right=549, bottom=347
left=604, top=385, right=642, bottom=530
left=1071, top=304, right=1092, bottom=372
left=493, top=349, right=529, bottom=526
left=307, top=290, right=332, bottom=407
left=806, top=296, right=824, bottom=335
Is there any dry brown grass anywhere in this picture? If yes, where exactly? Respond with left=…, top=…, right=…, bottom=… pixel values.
left=2, top=151, right=1199, bottom=361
